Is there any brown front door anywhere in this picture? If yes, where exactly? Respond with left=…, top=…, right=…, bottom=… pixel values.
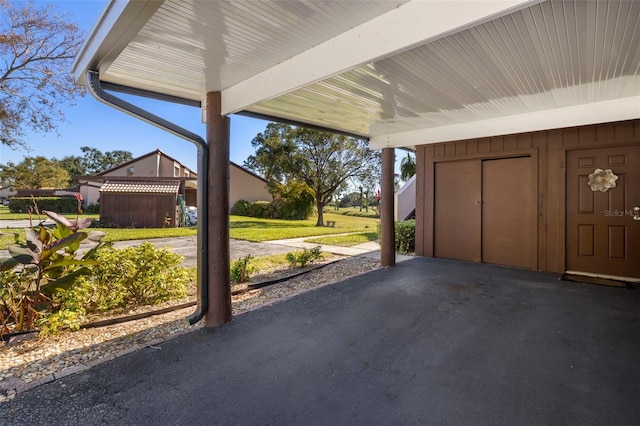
left=566, top=146, right=640, bottom=279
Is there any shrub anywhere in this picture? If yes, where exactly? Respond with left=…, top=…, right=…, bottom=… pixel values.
left=9, top=196, right=79, bottom=213
left=395, top=220, right=415, bottom=254
left=375, top=219, right=416, bottom=255
left=232, top=181, right=314, bottom=220
left=270, top=180, right=315, bottom=220
left=248, top=200, right=273, bottom=218
left=85, top=203, right=100, bottom=214
left=230, top=255, right=256, bottom=284
left=230, top=199, right=251, bottom=216
left=285, top=246, right=323, bottom=268
left=37, top=308, right=86, bottom=337
left=63, top=242, right=193, bottom=313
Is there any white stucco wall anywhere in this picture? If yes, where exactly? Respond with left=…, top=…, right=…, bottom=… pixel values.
left=0, top=187, right=16, bottom=199
left=230, top=164, right=271, bottom=210
left=79, top=184, right=102, bottom=206
left=395, top=174, right=416, bottom=221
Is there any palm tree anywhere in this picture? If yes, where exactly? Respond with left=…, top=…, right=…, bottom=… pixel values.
left=400, top=152, right=416, bottom=181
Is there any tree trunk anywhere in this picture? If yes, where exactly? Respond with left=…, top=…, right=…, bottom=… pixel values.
left=316, top=200, right=324, bottom=226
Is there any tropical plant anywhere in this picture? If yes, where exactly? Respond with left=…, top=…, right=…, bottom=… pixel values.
left=0, top=209, right=106, bottom=336
left=400, top=152, right=416, bottom=181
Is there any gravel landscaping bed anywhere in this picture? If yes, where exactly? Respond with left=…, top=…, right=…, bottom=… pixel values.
left=0, top=256, right=380, bottom=403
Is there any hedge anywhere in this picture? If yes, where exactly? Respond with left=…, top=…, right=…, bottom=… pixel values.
left=9, top=197, right=79, bottom=214
left=376, top=219, right=415, bottom=255
left=395, top=220, right=415, bottom=254
left=231, top=197, right=314, bottom=220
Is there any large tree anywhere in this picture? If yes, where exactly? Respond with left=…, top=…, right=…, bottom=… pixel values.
left=0, top=0, right=85, bottom=148
left=56, top=147, right=134, bottom=181
left=245, top=125, right=379, bottom=226
left=78, top=146, right=133, bottom=174
left=0, top=156, right=70, bottom=188
left=243, top=123, right=296, bottom=183
left=57, top=154, right=87, bottom=182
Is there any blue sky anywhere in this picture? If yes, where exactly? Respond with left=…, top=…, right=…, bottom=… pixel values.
left=0, top=0, right=272, bottom=171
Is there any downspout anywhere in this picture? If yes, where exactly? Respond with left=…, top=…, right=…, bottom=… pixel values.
left=86, top=70, right=208, bottom=325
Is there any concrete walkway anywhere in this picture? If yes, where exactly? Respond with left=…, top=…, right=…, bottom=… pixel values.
left=265, top=233, right=380, bottom=256
left=2, top=257, right=638, bottom=425
left=0, top=219, right=55, bottom=228
left=266, top=233, right=414, bottom=262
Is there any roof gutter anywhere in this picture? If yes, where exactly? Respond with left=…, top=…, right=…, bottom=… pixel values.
left=86, top=70, right=208, bottom=325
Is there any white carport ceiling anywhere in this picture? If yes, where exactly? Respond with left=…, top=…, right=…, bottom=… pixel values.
left=74, top=0, right=640, bottom=149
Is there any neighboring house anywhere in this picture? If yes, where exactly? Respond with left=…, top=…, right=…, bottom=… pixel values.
left=78, top=149, right=270, bottom=227
left=73, top=0, right=640, bottom=315
left=78, top=149, right=198, bottom=207
left=0, top=186, right=17, bottom=198
left=0, top=186, right=16, bottom=205
left=229, top=162, right=271, bottom=209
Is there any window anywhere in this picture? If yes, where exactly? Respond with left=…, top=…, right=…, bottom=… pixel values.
left=174, top=164, right=180, bottom=177
left=127, top=166, right=135, bottom=177
left=184, top=170, right=190, bottom=178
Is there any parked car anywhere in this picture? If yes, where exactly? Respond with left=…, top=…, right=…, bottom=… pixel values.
left=186, top=206, right=197, bottom=225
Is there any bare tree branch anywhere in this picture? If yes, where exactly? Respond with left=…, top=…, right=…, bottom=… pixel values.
left=0, top=0, right=85, bottom=148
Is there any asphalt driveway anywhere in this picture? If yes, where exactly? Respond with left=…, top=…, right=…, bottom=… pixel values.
left=2, top=257, right=638, bottom=425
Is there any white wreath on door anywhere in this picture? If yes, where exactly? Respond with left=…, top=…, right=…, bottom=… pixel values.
left=588, top=168, right=618, bottom=192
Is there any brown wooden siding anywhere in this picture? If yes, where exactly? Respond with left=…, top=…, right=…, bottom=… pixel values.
left=416, top=119, right=640, bottom=274
left=100, top=193, right=177, bottom=228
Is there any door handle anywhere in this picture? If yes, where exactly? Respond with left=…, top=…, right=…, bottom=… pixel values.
left=634, top=206, right=640, bottom=221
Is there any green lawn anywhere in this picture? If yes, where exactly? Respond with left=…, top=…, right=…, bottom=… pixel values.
left=324, top=206, right=379, bottom=218
left=229, top=212, right=378, bottom=242
left=304, top=231, right=379, bottom=247
left=0, top=226, right=199, bottom=249
left=242, top=251, right=331, bottom=273
left=0, top=205, right=99, bottom=221
left=0, top=212, right=378, bottom=250
left=100, top=227, right=198, bottom=242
